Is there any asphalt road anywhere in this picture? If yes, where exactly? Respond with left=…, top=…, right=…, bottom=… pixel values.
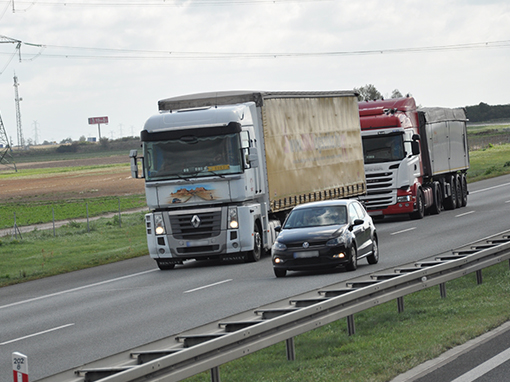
left=1, top=174, right=510, bottom=381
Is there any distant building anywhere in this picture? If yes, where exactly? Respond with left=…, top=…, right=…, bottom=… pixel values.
left=87, top=137, right=97, bottom=143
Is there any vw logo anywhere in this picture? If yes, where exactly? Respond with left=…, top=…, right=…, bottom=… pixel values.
left=302, top=242, right=310, bottom=249
left=191, top=215, right=201, bottom=228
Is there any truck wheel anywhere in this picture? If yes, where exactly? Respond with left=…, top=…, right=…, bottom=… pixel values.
left=246, top=224, right=262, bottom=262
left=444, top=174, right=457, bottom=210
left=346, top=246, right=358, bottom=271
left=460, top=173, right=468, bottom=207
left=367, top=237, right=379, bottom=265
left=428, top=182, right=441, bottom=215
left=274, top=268, right=286, bottom=278
left=455, top=174, right=463, bottom=208
left=410, top=189, right=425, bottom=220
left=156, top=260, right=175, bottom=270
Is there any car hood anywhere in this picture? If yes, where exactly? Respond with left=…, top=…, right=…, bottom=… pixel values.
left=277, top=225, right=347, bottom=244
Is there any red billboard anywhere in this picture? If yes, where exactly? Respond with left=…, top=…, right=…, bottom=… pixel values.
left=88, top=116, right=109, bottom=125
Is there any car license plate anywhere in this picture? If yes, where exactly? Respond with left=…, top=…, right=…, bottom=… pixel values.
left=293, top=251, right=319, bottom=259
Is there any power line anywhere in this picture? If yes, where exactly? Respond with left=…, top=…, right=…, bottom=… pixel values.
left=0, top=39, right=508, bottom=61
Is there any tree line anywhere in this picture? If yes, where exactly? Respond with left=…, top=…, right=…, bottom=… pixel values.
left=355, top=84, right=510, bottom=123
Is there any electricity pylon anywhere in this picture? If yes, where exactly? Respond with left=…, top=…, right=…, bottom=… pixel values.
left=0, top=112, right=17, bottom=171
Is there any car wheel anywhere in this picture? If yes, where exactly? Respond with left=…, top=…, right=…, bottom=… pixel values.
left=274, top=268, right=286, bottom=278
left=367, top=237, right=379, bottom=265
left=346, top=246, right=357, bottom=271
left=246, top=224, right=262, bottom=262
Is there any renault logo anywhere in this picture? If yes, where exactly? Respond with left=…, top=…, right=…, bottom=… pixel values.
left=302, top=242, right=309, bottom=248
left=191, top=215, right=201, bottom=228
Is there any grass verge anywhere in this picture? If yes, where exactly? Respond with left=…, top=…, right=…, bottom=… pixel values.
left=185, top=262, right=510, bottom=382
left=467, top=143, right=510, bottom=182
left=0, top=212, right=148, bottom=287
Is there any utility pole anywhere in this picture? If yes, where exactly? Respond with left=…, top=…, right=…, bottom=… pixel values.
left=33, top=120, right=39, bottom=145
left=13, top=72, right=25, bottom=149
left=0, top=112, right=17, bottom=171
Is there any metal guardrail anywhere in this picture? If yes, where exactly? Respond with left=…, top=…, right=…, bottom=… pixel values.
left=39, top=230, right=510, bottom=382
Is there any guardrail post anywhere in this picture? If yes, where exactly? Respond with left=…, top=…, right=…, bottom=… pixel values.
left=210, top=366, right=220, bottom=382
left=476, top=270, right=483, bottom=285
left=347, top=315, right=355, bottom=336
left=397, top=297, right=405, bottom=313
left=439, top=283, right=447, bottom=299
left=286, top=337, right=296, bottom=361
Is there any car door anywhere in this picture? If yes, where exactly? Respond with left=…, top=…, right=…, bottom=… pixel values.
left=348, top=202, right=366, bottom=255
left=349, top=202, right=371, bottom=256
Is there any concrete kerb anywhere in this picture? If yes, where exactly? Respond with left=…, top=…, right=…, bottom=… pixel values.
left=0, top=207, right=148, bottom=238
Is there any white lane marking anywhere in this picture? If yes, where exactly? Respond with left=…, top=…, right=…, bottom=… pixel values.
left=450, top=346, right=510, bottom=382
left=0, top=269, right=158, bottom=311
left=0, top=323, right=75, bottom=346
left=184, top=279, right=233, bottom=294
left=455, top=211, right=475, bottom=218
left=469, top=181, right=510, bottom=194
left=505, top=200, right=510, bottom=203
left=390, top=227, right=416, bottom=236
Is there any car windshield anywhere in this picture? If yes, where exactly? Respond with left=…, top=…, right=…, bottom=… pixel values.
left=143, top=133, right=243, bottom=181
left=283, top=206, right=347, bottom=229
left=362, top=133, right=406, bottom=163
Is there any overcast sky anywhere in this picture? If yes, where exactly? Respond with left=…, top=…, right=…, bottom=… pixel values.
left=0, top=0, right=509, bottom=144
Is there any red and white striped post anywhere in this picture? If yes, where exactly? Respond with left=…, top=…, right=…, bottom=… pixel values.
left=12, top=352, right=28, bottom=382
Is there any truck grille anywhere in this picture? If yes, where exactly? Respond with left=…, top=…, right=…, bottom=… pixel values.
left=362, top=171, right=397, bottom=210
left=169, top=210, right=222, bottom=240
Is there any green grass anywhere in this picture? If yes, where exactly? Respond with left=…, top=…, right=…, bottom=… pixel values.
left=0, top=163, right=128, bottom=178
left=0, top=195, right=147, bottom=229
left=467, top=143, right=510, bottom=182
left=185, top=262, right=510, bottom=382
left=0, top=212, right=148, bottom=286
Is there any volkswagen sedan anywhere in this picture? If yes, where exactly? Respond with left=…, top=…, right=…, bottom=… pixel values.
left=272, top=199, right=379, bottom=277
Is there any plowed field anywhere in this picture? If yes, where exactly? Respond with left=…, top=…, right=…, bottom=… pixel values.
left=0, top=156, right=145, bottom=202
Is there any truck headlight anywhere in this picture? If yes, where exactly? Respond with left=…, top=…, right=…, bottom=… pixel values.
left=228, top=207, right=238, bottom=229
left=397, top=195, right=412, bottom=202
left=154, top=213, right=166, bottom=235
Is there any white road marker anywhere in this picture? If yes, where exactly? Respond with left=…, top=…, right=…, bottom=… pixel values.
left=455, top=211, right=475, bottom=218
left=390, top=227, right=417, bottom=236
left=1, top=323, right=75, bottom=346
left=184, top=279, right=233, bottom=294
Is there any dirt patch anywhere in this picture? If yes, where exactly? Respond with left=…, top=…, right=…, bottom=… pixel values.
left=0, top=156, right=145, bottom=203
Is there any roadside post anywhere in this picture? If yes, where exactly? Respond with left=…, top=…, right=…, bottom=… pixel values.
left=12, top=352, right=28, bottom=382
left=88, top=116, right=109, bottom=141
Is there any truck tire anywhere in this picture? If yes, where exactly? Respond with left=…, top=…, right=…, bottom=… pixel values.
left=455, top=174, right=463, bottom=208
left=428, top=182, right=441, bottom=215
left=156, top=260, right=175, bottom=270
left=346, top=245, right=358, bottom=271
left=460, top=173, right=468, bottom=207
left=246, top=224, right=262, bottom=262
left=444, top=174, right=457, bottom=210
left=410, top=189, right=425, bottom=220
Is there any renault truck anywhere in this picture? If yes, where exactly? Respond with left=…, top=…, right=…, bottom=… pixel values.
left=130, top=90, right=366, bottom=269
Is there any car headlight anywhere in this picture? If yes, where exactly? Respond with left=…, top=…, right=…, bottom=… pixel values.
left=228, top=207, right=238, bottom=229
left=154, top=213, right=166, bottom=235
left=326, top=236, right=345, bottom=247
left=272, top=241, right=287, bottom=251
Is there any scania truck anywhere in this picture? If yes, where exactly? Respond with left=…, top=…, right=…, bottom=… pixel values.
left=358, top=97, right=469, bottom=219
left=130, top=91, right=366, bottom=270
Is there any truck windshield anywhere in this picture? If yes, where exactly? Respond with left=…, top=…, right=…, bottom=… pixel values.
left=362, top=133, right=406, bottom=164
left=144, top=133, right=243, bottom=181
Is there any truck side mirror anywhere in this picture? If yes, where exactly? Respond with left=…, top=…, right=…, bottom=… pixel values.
left=129, top=150, right=145, bottom=179
left=247, top=147, right=259, bottom=168
left=411, top=140, right=420, bottom=156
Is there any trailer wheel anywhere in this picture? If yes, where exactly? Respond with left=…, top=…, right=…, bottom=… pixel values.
left=444, top=174, right=457, bottom=210
left=428, top=182, right=442, bottom=215
left=455, top=174, right=463, bottom=208
left=410, top=189, right=425, bottom=220
left=460, top=173, right=468, bottom=207
left=246, top=224, right=262, bottom=262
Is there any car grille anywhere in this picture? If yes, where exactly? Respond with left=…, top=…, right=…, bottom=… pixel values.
left=169, top=210, right=221, bottom=240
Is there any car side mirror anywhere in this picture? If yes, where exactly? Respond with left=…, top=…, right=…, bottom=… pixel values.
left=275, top=226, right=282, bottom=232
left=353, top=219, right=364, bottom=226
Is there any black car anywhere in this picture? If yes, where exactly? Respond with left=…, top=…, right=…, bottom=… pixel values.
left=272, top=199, right=379, bottom=277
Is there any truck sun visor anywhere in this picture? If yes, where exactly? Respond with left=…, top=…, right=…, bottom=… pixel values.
left=141, top=121, right=242, bottom=142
